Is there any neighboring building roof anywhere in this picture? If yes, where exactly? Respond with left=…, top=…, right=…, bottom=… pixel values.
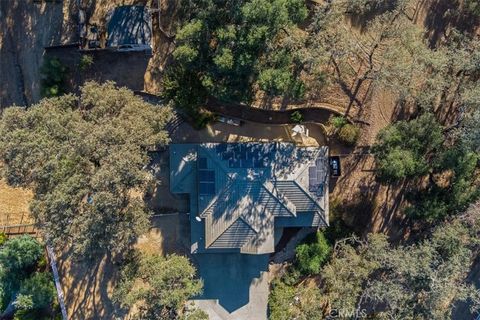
left=170, top=142, right=329, bottom=255
left=106, top=6, right=152, bottom=47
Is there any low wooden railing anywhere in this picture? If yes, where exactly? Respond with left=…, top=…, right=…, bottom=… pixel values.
left=0, top=223, right=38, bottom=236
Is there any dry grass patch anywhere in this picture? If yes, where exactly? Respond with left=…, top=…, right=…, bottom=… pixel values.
left=0, top=179, right=33, bottom=225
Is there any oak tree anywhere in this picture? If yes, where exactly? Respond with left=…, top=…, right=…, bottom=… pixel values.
left=0, top=82, right=173, bottom=257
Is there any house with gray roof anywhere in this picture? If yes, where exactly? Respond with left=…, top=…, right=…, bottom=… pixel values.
left=170, top=142, right=329, bottom=254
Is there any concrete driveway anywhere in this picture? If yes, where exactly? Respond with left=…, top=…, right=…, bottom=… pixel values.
left=192, top=253, right=270, bottom=320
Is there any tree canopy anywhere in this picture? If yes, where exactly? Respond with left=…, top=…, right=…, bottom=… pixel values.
left=373, top=111, right=479, bottom=221
left=163, top=0, right=308, bottom=112
left=0, top=236, right=57, bottom=320
left=321, top=219, right=480, bottom=319
left=113, top=252, right=203, bottom=320
left=0, top=81, right=173, bottom=257
left=295, top=231, right=331, bottom=275
left=14, top=272, right=56, bottom=313
left=372, top=113, right=443, bottom=182
left=271, top=216, right=480, bottom=319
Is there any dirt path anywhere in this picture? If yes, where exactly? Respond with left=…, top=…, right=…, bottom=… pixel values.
left=0, top=0, right=77, bottom=108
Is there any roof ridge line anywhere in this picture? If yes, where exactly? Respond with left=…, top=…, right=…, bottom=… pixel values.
left=198, top=144, right=233, bottom=217
left=204, top=182, right=245, bottom=247
left=201, top=143, right=231, bottom=175
left=171, top=164, right=194, bottom=192
left=313, top=210, right=328, bottom=228
left=262, top=180, right=297, bottom=217
left=238, top=215, right=260, bottom=234
left=206, top=217, right=257, bottom=249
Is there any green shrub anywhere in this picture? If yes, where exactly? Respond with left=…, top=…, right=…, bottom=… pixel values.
left=338, top=123, right=360, bottom=146
left=295, top=231, right=331, bottom=275
left=290, top=110, right=303, bottom=123
left=268, top=280, right=296, bottom=319
left=330, top=116, right=347, bottom=129
left=15, top=272, right=56, bottom=311
left=40, top=57, right=68, bottom=98
left=465, top=0, right=480, bottom=18
left=0, top=235, right=43, bottom=274
left=281, top=267, right=302, bottom=286
left=0, top=233, right=7, bottom=246
left=193, top=110, right=217, bottom=129
left=79, top=54, right=94, bottom=71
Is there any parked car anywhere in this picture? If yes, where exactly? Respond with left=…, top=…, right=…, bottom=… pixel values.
left=218, top=116, right=242, bottom=126
left=329, top=156, right=341, bottom=177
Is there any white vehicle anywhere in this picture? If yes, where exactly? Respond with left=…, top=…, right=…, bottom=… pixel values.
left=218, top=116, right=242, bottom=126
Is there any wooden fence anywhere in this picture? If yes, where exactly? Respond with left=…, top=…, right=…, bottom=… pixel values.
left=0, top=223, right=38, bottom=236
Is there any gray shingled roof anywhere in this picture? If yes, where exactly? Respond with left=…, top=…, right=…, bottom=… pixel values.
left=170, top=142, right=329, bottom=254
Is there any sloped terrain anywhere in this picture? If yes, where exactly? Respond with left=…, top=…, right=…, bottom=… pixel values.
left=0, top=0, right=77, bottom=108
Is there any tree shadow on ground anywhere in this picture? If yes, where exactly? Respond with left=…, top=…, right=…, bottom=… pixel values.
left=331, top=148, right=411, bottom=241
left=56, top=248, right=125, bottom=320
left=423, top=0, right=479, bottom=47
